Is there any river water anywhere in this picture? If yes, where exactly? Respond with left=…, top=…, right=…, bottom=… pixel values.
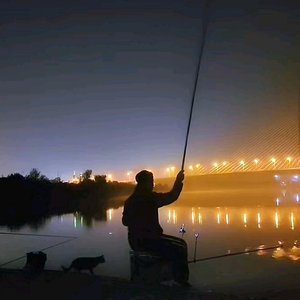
left=1, top=192, right=300, bottom=297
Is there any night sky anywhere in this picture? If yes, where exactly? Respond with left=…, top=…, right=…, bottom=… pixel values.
left=1, top=0, right=299, bottom=181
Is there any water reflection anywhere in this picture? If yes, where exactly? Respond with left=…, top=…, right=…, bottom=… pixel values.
left=72, top=210, right=108, bottom=229
left=2, top=189, right=300, bottom=233
left=272, top=241, right=300, bottom=261
left=198, top=212, right=202, bottom=224
left=173, top=209, right=176, bottom=224
left=161, top=206, right=300, bottom=230
left=275, top=212, right=279, bottom=228
left=291, top=213, right=294, bottom=230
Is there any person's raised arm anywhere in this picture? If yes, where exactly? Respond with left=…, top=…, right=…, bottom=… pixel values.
left=154, top=170, right=184, bottom=208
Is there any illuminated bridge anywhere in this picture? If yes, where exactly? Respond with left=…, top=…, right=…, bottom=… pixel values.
left=174, top=156, right=300, bottom=176
left=166, top=93, right=300, bottom=177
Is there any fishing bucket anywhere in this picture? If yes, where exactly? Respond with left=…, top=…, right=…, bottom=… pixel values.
left=23, top=251, right=47, bottom=281
left=130, top=250, right=173, bottom=284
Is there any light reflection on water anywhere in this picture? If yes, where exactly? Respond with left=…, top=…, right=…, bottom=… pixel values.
left=2, top=204, right=300, bottom=295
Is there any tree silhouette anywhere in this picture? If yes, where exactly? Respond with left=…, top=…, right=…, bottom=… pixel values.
left=26, top=168, right=48, bottom=181
left=82, top=169, right=93, bottom=181
left=51, top=177, right=63, bottom=183
left=94, top=175, right=107, bottom=184
left=7, top=173, right=25, bottom=181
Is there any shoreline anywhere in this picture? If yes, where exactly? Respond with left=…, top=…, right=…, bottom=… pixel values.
left=0, top=267, right=295, bottom=300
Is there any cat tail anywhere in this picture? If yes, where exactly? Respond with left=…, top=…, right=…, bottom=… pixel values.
left=61, top=264, right=73, bottom=272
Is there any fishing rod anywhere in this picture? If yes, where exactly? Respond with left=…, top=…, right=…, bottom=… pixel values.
left=181, top=0, right=213, bottom=171
left=188, top=244, right=283, bottom=263
left=179, top=226, right=283, bottom=263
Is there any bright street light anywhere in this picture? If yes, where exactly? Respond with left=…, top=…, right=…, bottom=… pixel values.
left=171, top=167, right=175, bottom=176
left=166, top=168, right=170, bottom=177
left=240, top=160, right=245, bottom=171
left=196, top=164, right=200, bottom=169
left=271, top=158, right=276, bottom=168
left=222, top=162, right=227, bottom=166
left=189, top=165, right=193, bottom=170
left=254, top=159, right=259, bottom=165
left=107, top=174, right=112, bottom=181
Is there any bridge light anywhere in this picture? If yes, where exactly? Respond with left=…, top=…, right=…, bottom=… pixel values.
left=271, top=158, right=276, bottom=163
left=213, top=163, right=218, bottom=168
left=189, top=165, right=193, bottom=171
left=240, top=160, right=245, bottom=165
left=222, top=161, right=227, bottom=166
left=196, top=164, right=200, bottom=168
left=254, top=159, right=259, bottom=164
left=287, top=157, right=292, bottom=163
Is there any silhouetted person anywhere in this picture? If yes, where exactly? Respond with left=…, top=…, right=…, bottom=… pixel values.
left=122, top=170, right=190, bottom=287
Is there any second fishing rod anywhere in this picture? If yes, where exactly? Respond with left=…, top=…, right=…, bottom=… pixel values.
left=179, top=224, right=283, bottom=264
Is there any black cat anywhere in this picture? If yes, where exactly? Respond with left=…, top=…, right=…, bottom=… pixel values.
left=61, top=255, right=105, bottom=275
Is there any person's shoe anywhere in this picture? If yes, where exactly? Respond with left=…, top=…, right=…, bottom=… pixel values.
left=176, top=280, right=192, bottom=287
left=160, top=279, right=179, bottom=287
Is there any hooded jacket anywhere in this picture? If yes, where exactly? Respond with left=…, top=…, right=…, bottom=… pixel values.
left=122, top=180, right=183, bottom=239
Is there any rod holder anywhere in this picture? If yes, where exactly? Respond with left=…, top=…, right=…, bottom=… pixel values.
left=193, top=233, right=199, bottom=262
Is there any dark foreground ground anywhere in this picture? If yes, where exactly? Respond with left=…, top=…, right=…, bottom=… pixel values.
left=0, top=268, right=300, bottom=300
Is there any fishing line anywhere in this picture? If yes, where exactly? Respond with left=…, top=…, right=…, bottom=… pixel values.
left=181, top=0, right=213, bottom=171
left=0, top=232, right=77, bottom=239
left=0, top=237, right=77, bottom=267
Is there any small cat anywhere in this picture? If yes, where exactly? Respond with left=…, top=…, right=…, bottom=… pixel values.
left=61, top=255, right=105, bottom=275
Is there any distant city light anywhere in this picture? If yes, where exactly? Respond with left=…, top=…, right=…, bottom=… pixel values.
left=222, top=162, right=227, bottom=166
left=240, top=160, right=245, bottom=165
left=213, top=163, right=218, bottom=167
left=254, top=159, right=259, bottom=164
left=276, top=198, right=280, bottom=206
